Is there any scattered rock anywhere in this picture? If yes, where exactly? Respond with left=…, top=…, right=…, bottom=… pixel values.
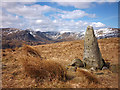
left=67, top=66, right=77, bottom=72
left=95, top=72, right=104, bottom=75
left=102, top=66, right=108, bottom=70
left=68, top=59, right=84, bottom=67
left=90, top=67, right=96, bottom=71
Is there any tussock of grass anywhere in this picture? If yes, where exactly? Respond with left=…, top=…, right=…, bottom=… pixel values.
left=23, top=59, right=67, bottom=82
left=66, top=71, right=76, bottom=80
left=22, top=45, right=42, bottom=59
left=21, top=45, right=67, bottom=82
left=76, top=69, right=99, bottom=84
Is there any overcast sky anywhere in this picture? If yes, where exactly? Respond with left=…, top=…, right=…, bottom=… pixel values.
left=1, top=0, right=119, bottom=32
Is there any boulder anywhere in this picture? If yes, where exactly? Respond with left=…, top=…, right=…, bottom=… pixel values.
left=102, top=66, right=108, bottom=70
left=90, top=67, right=96, bottom=71
left=66, top=66, right=77, bottom=72
left=68, top=59, right=84, bottom=67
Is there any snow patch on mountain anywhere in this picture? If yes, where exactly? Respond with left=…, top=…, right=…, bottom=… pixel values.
left=94, top=28, right=119, bottom=39
left=44, top=28, right=119, bottom=40
left=30, top=31, right=36, bottom=37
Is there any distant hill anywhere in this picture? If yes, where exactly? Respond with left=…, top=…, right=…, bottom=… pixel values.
left=2, top=28, right=55, bottom=49
left=43, top=28, right=120, bottom=40
left=2, top=28, right=120, bottom=49
left=95, top=28, right=120, bottom=39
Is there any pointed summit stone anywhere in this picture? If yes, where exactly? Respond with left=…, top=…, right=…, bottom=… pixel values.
left=83, top=26, right=105, bottom=69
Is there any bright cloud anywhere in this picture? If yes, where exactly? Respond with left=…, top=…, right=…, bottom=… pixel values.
left=1, top=2, right=108, bottom=32
left=2, top=0, right=37, bottom=3
left=2, top=11, right=25, bottom=28
left=91, top=22, right=106, bottom=28
left=57, top=10, right=96, bottom=19
left=3, top=3, right=54, bottom=19
left=53, top=2, right=94, bottom=9
left=36, top=20, right=43, bottom=23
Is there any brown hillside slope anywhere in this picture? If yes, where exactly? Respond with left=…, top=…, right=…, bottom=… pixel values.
left=33, top=37, right=119, bottom=65
left=2, top=37, right=119, bottom=88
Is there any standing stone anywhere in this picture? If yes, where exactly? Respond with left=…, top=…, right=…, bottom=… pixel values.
left=83, top=26, right=105, bottom=69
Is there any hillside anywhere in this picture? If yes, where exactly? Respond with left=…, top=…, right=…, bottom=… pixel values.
left=33, top=37, right=119, bottom=65
left=2, top=37, right=119, bottom=88
left=2, top=28, right=55, bottom=49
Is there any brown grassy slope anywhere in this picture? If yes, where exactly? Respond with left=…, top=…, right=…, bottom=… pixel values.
left=2, top=37, right=119, bottom=88
left=33, top=40, right=84, bottom=67
left=98, top=38, right=119, bottom=64
left=33, top=37, right=119, bottom=65
left=2, top=45, right=67, bottom=88
left=21, top=45, right=67, bottom=82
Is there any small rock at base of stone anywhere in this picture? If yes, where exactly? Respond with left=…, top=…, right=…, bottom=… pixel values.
left=102, top=66, right=108, bottom=70
left=90, top=67, right=97, bottom=71
left=67, top=66, right=77, bottom=72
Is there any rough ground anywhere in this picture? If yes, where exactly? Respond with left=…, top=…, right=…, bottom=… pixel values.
left=2, top=37, right=119, bottom=88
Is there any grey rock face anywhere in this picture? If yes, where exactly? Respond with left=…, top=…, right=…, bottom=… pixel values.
left=83, top=26, right=105, bottom=69
left=68, top=59, right=84, bottom=67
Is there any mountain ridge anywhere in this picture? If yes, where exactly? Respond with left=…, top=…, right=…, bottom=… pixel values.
left=2, top=27, right=120, bottom=49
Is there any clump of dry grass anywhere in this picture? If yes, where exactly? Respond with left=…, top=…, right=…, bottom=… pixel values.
left=21, top=45, right=67, bottom=82
left=23, top=59, right=67, bottom=82
left=22, top=45, right=42, bottom=59
left=76, top=69, right=99, bottom=84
